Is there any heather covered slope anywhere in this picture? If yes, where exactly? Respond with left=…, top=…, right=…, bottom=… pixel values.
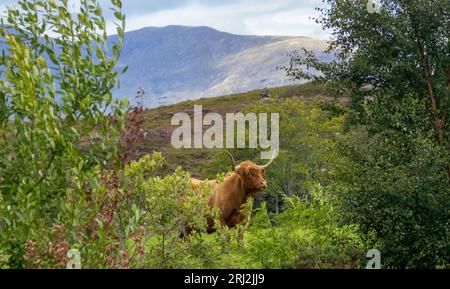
left=135, top=82, right=338, bottom=177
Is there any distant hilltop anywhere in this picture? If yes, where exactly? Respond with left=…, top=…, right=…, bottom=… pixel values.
left=107, top=25, right=330, bottom=107
left=0, top=24, right=330, bottom=108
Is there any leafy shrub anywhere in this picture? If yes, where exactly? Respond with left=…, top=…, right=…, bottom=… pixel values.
left=245, top=184, right=366, bottom=269
left=0, top=0, right=127, bottom=268
left=333, top=125, right=450, bottom=268
left=283, top=0, right=450, bottom=268
left=123, top=153, right=238, bottom=269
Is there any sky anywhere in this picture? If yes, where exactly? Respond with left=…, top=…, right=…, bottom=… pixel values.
left=0, top=0, right=331, bottom=39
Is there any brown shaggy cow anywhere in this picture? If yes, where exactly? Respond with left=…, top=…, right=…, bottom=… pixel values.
left=182, top=151, right=276, bottom=237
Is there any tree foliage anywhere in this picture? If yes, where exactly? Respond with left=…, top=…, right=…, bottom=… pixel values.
left=245, top=185, right=366, bottom=269
left=285, top=0, right=450, bottom=268
left=0, top=0, right=127, bottom=268
left=206, top=97, right=346, bottom=214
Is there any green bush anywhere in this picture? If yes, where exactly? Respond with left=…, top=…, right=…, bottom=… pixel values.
left=333, top=125, right=450, bottom=268
left=0, top=0, right=128, bottom=268
left=284, top=0, right=450, bottom=268
left=123, top=153, right=220, bottom=268
left=245, top=184, right=366, bottom=269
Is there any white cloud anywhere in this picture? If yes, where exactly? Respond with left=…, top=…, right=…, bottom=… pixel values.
left=106, top=0, right=330, bottom=39
left=0, top=0, right=329, bottom=39
left=244, top=8, right=330, bottom=39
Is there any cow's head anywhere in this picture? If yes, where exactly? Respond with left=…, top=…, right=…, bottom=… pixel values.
left=227, top=151, right=276, bottom=196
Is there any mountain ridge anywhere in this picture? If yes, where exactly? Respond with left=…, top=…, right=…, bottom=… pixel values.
left=0, top=25, right=330, bottom=108
left=108, top=25, right=329, bottom=107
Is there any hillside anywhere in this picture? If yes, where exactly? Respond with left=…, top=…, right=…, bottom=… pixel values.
left=108, top=25, right=329, bottom=107
left=0, top=25, right=329, bottom=107
left=136, top=82, right=335, bottom=177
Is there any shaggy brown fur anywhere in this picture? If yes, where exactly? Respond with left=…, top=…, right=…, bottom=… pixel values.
left=207, top=161, right=267, bottom=229
left=182, top=153, right=275, bottom=238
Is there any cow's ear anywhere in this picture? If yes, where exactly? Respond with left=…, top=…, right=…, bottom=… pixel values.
left=235, top=165, right=246, bottom=178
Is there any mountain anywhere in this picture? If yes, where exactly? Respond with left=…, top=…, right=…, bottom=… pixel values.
left=108, top=26, right=329, bottom=107
left=0, top=25, right=329, bottom=108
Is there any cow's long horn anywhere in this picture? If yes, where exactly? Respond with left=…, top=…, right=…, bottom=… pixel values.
left=226, top=151, right=237, bottom=171
left=259, top=150, right=277, bottom=169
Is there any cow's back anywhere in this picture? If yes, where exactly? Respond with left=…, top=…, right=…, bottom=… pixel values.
left=190, top=178, right=203, bottom=190
left=190, top=178, right=219, bottom=199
